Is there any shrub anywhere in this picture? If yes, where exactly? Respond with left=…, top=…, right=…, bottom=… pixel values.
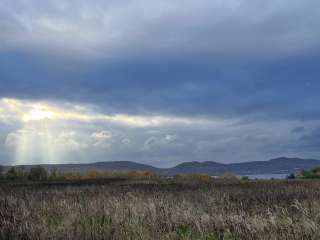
left=191, top=173, right=212, bottom=183
left=5, top=167, right=19, bottom=180
left=62, top=172, right=81, bottom=181
left=85, top=170, right=99, bottom=179
left=176, top=224, right=192, bottom=239
left=0, top=165, right=3, bottom=180
left=241, top=176, right=250, bottom=181
left=29, top=166, right=48, bottom=181
left=299, top=168, right=320, bottom=179
left=173, top=173, right=212, bottom=183
left=126, top=171, right=160, bottom=180
left=49, top=168, right=59, bottom=180
left=220, top=172, right=241, bottom=180
left=287, top=173, right=296, bottom=179
left=17, top=167, right=29, bottom=180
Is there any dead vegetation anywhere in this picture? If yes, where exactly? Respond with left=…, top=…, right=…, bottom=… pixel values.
left=1, top=179, right=320, bottom=239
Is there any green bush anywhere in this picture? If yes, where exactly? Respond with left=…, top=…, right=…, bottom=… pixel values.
left=5, top=167, right=19, bottom=180
left=49, top=168, right=60, bottom=180
left=176, top=224, right=192, bottom=239
left=287, top=173, right=296, bottom=179
left=299, top=168, right=320, bottom=179
left=241, top=176, right=250, bottom=181
left=29, top=166, right=48, bottom=181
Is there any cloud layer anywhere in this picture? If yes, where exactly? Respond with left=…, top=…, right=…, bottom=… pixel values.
left=0, top=98, right=319, bottom=166
left=0, top=0, right=320, bottom=165
left=1, top=0, right=320, bottom=59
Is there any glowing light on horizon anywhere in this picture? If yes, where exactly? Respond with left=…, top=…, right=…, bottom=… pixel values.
left=0, top=98, right=225, bottom=127
left=0, top=97, right=232, bottom=165
left=23, top=109, right=55, bottom=122
left=6, top=126, right=56, bottom=165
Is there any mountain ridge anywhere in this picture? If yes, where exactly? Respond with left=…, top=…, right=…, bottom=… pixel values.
left=4, top=157, right=320, bottom=176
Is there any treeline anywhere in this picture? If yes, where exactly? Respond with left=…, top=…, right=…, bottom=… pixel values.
left=287, top=167, right=320, bottom=179
left=0, top=166, right=51, bottom=181
left=0, top=165, right=244, bottom=183
left=0, top=165, right=162, bottom=182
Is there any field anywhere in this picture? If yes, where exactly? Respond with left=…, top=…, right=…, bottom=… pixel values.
left=1, top=179, right=320, bottom=240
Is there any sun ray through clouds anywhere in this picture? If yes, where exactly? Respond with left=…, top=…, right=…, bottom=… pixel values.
left=0, top=97, right=233, bottom=165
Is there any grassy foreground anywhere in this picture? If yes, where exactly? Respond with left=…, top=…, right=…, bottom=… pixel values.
left=1, top=179, right=320, bottom=240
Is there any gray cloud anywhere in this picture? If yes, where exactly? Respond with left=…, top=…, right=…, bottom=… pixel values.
left=1, top=0, right=320, bottom=60
left=296, top=127, right=320, bottom=152
left=291, top=126, right=306, bottom=134
left=1, top=1, right=320, bottom=165
left=0, top=100, right=319, bottom=167
left=1, top=0, right=320, bottom=122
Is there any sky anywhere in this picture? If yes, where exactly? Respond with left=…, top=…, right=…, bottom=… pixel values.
left=0, top=0, right=320, bottom=167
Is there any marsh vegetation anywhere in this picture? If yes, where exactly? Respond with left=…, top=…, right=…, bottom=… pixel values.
left=1, top=177, right=320, bottom=240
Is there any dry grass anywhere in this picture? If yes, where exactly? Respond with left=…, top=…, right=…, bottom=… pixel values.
left=1, top=179, right=320, bottom=239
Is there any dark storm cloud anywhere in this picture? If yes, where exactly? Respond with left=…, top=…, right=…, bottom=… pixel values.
left=1, top=52, right=320, bottom=122
left=1, top=0, right=320, bottom=117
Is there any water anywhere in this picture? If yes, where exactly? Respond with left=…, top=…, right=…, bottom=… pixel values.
left=244, top=173, right=288, bottom=180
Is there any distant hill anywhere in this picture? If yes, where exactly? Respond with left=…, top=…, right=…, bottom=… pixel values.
left=54, top=161, right=159, bottom=173
left=228, top=157, right=320, bottom=175
left=165, top=157, right=320, bottom=175
left=5, top=161, right=158, bottom=174
left=4, top=157, right=320, bottom=176
left=161, top=161, right=227, bottom=175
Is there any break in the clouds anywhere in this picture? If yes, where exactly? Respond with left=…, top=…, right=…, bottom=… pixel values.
left=0, top=0, right=320, bottom=166
left=0, top=98, right=319, bottom=167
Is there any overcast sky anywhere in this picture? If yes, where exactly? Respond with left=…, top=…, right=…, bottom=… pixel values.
left=0, top=0, right=320, bottom=167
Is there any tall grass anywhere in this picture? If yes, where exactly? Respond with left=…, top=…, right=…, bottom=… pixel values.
left=1, top=180, right=320, bottom=239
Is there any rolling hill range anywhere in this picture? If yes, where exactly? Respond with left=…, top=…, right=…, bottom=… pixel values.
left=160, top=157, right=320, bottom=176
left=5, top=157, right=320, bottom=176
